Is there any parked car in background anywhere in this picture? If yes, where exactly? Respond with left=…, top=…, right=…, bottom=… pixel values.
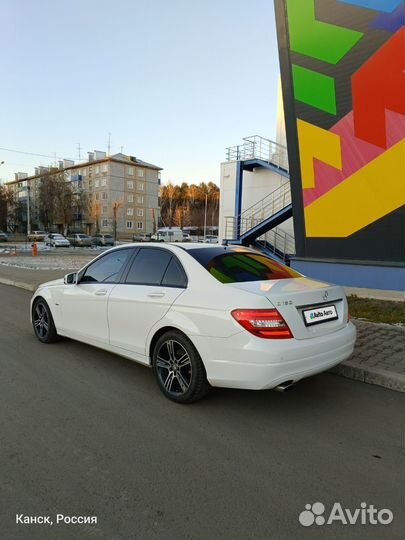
left=68, top=233, right=92, bottom=247
left=92, top=233, right=114, bottom=246
left=0, top=231, right=8, bottom=242
left=30, top=243, right=356, bottom=403
left=27, top=230, right=48, bottom=242
left=151, top=227, right=183, bottom=242
left=132, top=233, right=151, bottom=242
left=204, top=235, right=219, bottom=244
left=182, top=232, right=191, bottom=242
left=45, top=233, right=71, bottom=247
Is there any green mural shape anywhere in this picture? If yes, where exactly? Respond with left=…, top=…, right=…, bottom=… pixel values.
left=292, top=65, right=336, bottom=114
left=286, top=0, right=363, bottom=64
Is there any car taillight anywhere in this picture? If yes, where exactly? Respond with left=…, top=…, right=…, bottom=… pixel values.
left=231, top=309, right=293, bottom=339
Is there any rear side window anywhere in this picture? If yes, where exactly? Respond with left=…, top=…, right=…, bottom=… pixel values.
left=125, top=248, right=172, bottom=285
left=161, top=257, right=187, bottom=288
left=188, top=248, right=300, bottom=283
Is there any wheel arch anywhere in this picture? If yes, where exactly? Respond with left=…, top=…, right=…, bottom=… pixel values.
left=148, top=326, right=199, bottom=365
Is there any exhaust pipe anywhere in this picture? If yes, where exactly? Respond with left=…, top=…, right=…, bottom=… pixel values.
left=274, top=380, right=295, bottom=392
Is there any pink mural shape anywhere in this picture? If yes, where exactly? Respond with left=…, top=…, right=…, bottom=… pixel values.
left=303, top=109, right=405, bottom=207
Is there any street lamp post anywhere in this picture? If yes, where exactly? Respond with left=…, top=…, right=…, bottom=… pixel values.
left=203, top=193, right=208, bottom=241
left=26, top=185, right=31, bottom=236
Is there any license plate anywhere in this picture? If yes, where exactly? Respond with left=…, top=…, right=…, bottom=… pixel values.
left=303, top=305, right=338, bottom=326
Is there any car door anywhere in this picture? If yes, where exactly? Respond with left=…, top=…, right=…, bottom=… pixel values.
left=59, top=248, right=133, bottom=344
left=108, top=247, right=187, bottom=360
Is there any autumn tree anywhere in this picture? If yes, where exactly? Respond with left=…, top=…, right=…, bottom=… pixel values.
left=159, top=181, right=220, bottom=228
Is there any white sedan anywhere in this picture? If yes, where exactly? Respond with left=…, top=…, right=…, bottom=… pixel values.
left=30, top=243, right=356, bottom=403
left=45, top=233, right=71, bottom=247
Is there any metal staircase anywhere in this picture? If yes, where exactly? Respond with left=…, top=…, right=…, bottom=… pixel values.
left=254, top=227, right=295, bottom=263
left=223, top=135, right=294, bottom=262
left=224, top=182, right=293, bottom=257
left=226, top=135, right=289, bottom=177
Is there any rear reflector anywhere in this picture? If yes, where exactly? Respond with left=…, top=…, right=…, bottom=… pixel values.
left=231, top=309, right=293, bottom=339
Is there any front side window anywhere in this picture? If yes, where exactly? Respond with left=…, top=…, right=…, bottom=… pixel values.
left=80, top=249, right=131, bottom=284
left=187, top=247, right=301, bottom=283
left=125, top=248, right=172, bottom=285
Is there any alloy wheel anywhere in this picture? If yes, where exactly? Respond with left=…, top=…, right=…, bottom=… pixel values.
left=155, top=339, right=192, bottom=396
left=33, top=302, right=50, bottom=339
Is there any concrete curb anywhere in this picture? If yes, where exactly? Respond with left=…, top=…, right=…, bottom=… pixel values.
left=0, top=277, right=36, bottom=292
left=330, top=361, right=405, bottom=393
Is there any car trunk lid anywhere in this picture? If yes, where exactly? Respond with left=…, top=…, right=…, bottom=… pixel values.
left=226, top=277, right=348, bottom=340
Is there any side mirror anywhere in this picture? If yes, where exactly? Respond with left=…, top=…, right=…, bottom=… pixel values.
left=64, top=272, right=78, bottom=285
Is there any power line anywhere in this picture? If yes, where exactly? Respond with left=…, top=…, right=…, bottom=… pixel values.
left=0, top=146, right=77, bottom=161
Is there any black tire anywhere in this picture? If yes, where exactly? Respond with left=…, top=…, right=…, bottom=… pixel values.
left=32, top=298, right=59, bottom=343
left=152, top=330, right=210, bottom=403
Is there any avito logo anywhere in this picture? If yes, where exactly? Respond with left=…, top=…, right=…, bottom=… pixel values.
left=299, top=502, right=393, bottom=527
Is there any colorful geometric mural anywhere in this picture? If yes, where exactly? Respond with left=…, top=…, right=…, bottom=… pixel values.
left=275, top=0, right=405, bottom=263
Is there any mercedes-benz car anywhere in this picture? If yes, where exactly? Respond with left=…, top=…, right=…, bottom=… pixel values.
left=30, top=243, right=356, bottom=403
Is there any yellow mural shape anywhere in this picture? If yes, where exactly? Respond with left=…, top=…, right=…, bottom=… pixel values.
left=305, top=139, right=405, bottom=237
left=297, top=119, right=342, bottom=189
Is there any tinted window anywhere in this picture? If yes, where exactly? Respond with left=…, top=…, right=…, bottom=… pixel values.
left=81, top=249, right=131, bottom=283
left=187, top=247, right=301, bottom=283
left=161, top=257, right=187, bottom=288
left=125, top=248, right=172, bottom=285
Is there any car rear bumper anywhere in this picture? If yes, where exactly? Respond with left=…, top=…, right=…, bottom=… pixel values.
left=192, top=322, right=356, bottom=390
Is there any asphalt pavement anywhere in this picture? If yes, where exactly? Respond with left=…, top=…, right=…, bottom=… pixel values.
left=0, top=284, right=403, bottom=540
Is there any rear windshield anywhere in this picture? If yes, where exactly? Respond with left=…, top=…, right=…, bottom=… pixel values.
left=187, top=247, right=300, bottom=283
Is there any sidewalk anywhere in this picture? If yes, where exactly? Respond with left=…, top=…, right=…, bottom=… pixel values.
left=0, top=261, right=404, bottom=393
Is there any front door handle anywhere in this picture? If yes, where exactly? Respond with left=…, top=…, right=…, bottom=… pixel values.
left=147, top=292, right=165, bottom=298
left=94, top=288, right=108, bottom=296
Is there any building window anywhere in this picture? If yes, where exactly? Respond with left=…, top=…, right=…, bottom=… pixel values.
left=137, top=208, right=144, bottom=217
left=137, top=221, right=144, bottom=230
left=102, top=219, right=108, bottom=228
left=127, top=181, right=134, bottom=190
left=126, top=220, right=134, bottom=229
left=137, top=182, right=144, bottom=191
left=128, top=167, right=134, bottom=176
left=136, top=195, right=144, bottom=204
left=137, top=169, right=144, bottom=177
left=101, top=163, right=108, bottom=173
left=102, top=192, right=108, bottom=200
left=95, top=166, right=100, bottom=174
left=95, top=193, right=99, bottom=201
left=127, top=207, right=134, bottom=216
left=102, top=206, right=108, bottom=214
left=127, top=194, right=134, bottom=203
left=101, top=178, right=107, bottom=186
left=95, top=180, right=99, bottom=188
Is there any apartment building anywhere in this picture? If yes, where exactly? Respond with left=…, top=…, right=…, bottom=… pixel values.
left=6, top=151, right=162, bottom=238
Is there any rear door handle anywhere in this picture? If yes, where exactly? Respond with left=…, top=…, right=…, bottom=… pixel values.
left=94, top=288, right=108, bottom=296
left=147, top=292, right=165, bottom=298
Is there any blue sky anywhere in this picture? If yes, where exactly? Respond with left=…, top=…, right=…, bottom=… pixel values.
left=1, top=0, right=279, bottom=185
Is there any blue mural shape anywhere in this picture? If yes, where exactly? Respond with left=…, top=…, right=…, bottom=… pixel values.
left=338, top=0, right=403, bottom=13
left=370, top=3, right=405, bottom=32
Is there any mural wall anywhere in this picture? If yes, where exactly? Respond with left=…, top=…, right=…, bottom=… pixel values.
left=275, top=0, right=405, bottom=263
